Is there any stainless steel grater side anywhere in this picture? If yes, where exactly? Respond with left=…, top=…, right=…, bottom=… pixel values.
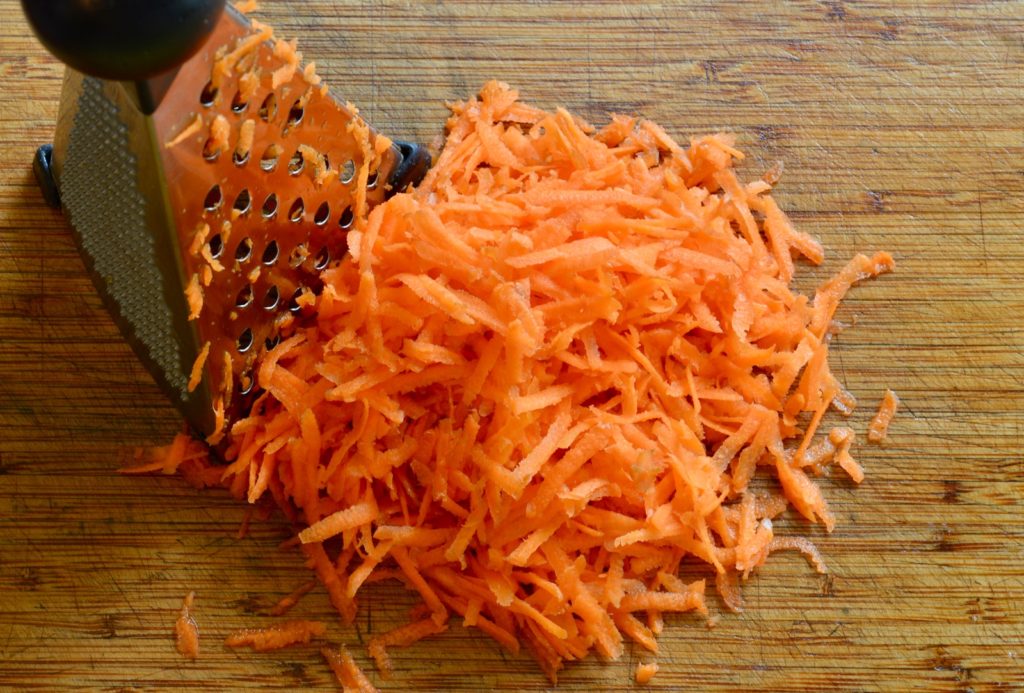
left=26, top=1, right=430, bottom=442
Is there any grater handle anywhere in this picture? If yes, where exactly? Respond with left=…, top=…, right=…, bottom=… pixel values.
left=22, top=0, right=226, bottom=82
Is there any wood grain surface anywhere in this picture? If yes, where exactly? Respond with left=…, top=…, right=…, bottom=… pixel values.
left=2, top=1, right=1023, bottom=690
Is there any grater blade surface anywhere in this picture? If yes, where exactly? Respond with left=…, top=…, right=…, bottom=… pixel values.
left=62, top=76, right=193, bottom=399
left=52, top=6, right=426, bottom=443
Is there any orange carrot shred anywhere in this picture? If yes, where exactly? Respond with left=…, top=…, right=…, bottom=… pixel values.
left=635, top=661, right=659, bottom=684
left=269, top=580, right=317, bottom=617
left=299, top=502, right=377, bottom=544
left=367, top=617, right=448, bottom=678
left=166, top=113, right=203, bottom=148
left=322, top=645, right=379, bottom=692
left=868, top=389, right=899, bottom=443
left=187, top=341, right=211, bottom=393
left=184, top=273, right=203, bottom=320
left=233, top=0, right=259, bottom=14
left=175, top=591, right=199, bottom=659
left=224, top=620, right=326, bottom=652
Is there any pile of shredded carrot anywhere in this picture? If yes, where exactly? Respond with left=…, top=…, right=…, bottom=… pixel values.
left=139, top=80, right=896, bottom=685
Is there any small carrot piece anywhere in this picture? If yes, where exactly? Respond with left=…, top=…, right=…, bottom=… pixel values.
left=175, top=591, right=199, bottom=659
left=868, top=389, right=900, bottom=443
left=299, top=502, right=377, bottom=544
left=635, top=661, right=659, bottom=684
left=187, top=341, right=211, bottom=393
left=367, top=617, right=448, bottom=678
left=165, top=113, right=203, bottom=148
left=184, top=273, right=203, bottom=320
left=322, top=645, right=378, bottom=692
left=269, top=580, right=318, bottom=617
left=224, top=620, right=326, bottom=651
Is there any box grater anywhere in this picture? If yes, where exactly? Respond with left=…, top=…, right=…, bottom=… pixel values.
left=25, top=1, right=429, bottom=442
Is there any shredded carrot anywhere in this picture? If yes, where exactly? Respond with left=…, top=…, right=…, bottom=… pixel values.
left=268, top=580, right=318, bottom=617
left=175, top=591, right=199, bottom=659
left=236, top=506, right=253, bottom=539
left=207, top=115, right=230, bottom=157
left=237, top=119, right=256, bottom=161
left=144, top=72, right=895, bottom=684
left=635, top=661, right=659, bottom=684
left=299, top=502, right=377, bottom=544
left=768, top=536, right=828, bottom=574
left=298, top=144, right=336, bottom=186
left=166, top=113, right=204, bottom=149
left=830, top=426, right=863, bottom=483
left=184, top=273, right=203, bottom=320
left=224, top=619, right=326, bottom=652
left=868, top=389, right=899, bottom=443
left=188, top=222, right=210, bottom=258
left=187, top=341, right=211, bottom=393
left=322, top=645, right=379, bottom=692
left=367, top=617, right=448, bottom=678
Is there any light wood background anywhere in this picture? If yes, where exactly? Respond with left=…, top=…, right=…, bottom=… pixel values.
left=1, top=1, right=1022, bottom=690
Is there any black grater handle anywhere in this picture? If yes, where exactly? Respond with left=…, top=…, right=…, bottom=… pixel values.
left=22, top=0, right=227, bottom=82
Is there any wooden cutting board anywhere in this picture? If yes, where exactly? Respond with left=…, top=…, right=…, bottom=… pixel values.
left=1, top=1, right=1021, bottom=690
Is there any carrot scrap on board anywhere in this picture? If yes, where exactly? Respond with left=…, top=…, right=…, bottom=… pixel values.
left=236, top=506, right=253, bottom=539
left=175, top=592, right=199, bottom=659
left=140, top=61, right=895, bottom=684
left=322, top=645, right=379, bottom=692
left=636, top=661, right=659, bottom=684
left=367, top=617, right=448, bottom=678
left=868, top=389, right=900, bottom=443
left=225, top=619, right=326, bottom=651
left=269, top=580, right=318, bottom=617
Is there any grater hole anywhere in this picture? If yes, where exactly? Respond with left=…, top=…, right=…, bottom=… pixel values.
left=203, top=184, right=223, bottom=212
left=235, top=237, right=254, bottom=262
left=233, top=149, right=250, bottom=166
left=259, top=92, right=277, bottom=121
left=288, top=197, right=305, bottom=222
left=288, top=287, right=306, bottom=312
left=288, top=150, right=304, bottom=176
left=314, top=201, right=330, bottom=226
left=233, top=189, right=252, bottom=215
left=262, top=240, right=279, bottom=266
left=286, top=100, right=304, bottom=129
left=265, top=334, right=280, bottom=351
left=260, top=144, right=282, bottom=172
left=338, top=205, right=354, bottom=229
left=367, top=170, right=379, bottom=190
left=314, top=246, right=330, bottom=270
left=261, top=193, right=278, bottom=219
left=235, top=284, right=254, bottom=308
left=339, top=159, right=355, bottom=184
left=239, top=370, right=255, bottom=396
left=207, top=233, right=224, bottom=258
left=289, top=243, right=308, bottom=269
left=237, top=327, right=254, bottom=353
left=263, top=284, right=280, bottom=310
left=199, top=81, right=218, bottom=106
left=231, top=92, right=248, bottom=114
left=202, top=136, right=221, bottom=161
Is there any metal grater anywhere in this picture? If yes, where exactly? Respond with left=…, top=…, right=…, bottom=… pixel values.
left=28, top=3, right=429, bottom=442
